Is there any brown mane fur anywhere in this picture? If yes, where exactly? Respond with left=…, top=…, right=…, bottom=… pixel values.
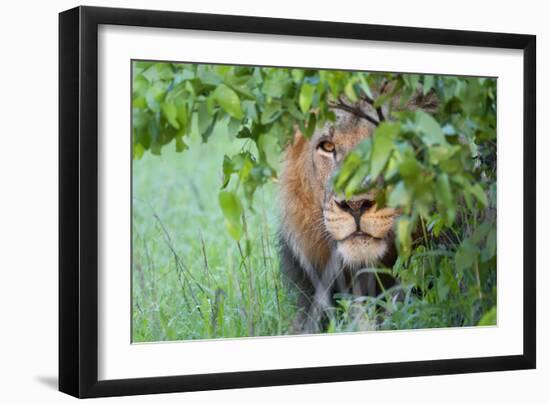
left=278, top=133, right=331, bottom=274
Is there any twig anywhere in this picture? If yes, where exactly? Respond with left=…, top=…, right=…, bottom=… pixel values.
left=329, top=96, right=380, bottom=127
left=360, top=93, right=386, bottom=123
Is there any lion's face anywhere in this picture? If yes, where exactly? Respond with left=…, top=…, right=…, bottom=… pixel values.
left=306, top=115, right=398, bottom=267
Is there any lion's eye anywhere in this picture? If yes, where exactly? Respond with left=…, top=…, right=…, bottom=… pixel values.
left=318, top=141, right=335, bottom=153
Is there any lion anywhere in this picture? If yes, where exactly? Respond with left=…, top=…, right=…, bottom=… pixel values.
left=278, top=90, right=438, bottom=333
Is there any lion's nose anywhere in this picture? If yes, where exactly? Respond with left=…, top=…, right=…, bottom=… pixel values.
left=335, top=198, right=375, bottom=226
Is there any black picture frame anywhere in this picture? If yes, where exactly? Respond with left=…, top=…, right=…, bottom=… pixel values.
left=59, top=5, right=536, bottom=398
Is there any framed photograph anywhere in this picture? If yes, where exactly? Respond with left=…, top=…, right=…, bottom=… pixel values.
left=59, top=6, right=536, bottom=398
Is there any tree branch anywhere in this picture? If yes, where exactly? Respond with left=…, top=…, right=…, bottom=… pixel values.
left=360, top=93, right=385, bottom=123
left=329, top=96, right=380, bottom=127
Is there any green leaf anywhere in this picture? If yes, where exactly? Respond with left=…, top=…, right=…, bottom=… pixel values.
left=370, top=122, right=398, bottom=178
left=344, top=164, right=370, bottom=198
left=145, top=82, right=165, bottom=113
left=219, top=191, right=243, bottom=241
left=477, top=306, right=497, bottom=326
left=404, top=74, right=420, bottom=90
left=482, top=227, right=497, bottom=262
left=334, top=153, right=361, bottom=193
left=415, top=110, right=447, bottom=146
left=197, top=65, right=222, bottom=86
left=358, top=73, right=373, bottom=99
left=396, top=216, right=412, bottom=258
left=155, top=63, right=174, bottom=80
left=227, top=118, right=241, bottom=138
left=423, top=75, right=434, bottom=95
left=236, top=153, right=254, bottom=182
left=242, top=100, right=258, bottom=121
left=214, top=84, right=244, bottom=119
left=428, top=145, right=458, bottom=165
left=132, top=96, right=146, bottom=109
left=455, top=238, right=479, bottom=272
left=258, top=134, right=281, bottom=170
left=175, top=135, right=187, bottom=152
left=471, top=222, right=491, bottom=244
left=261, top=102, right=282, bottom=125
left=303, top=113, right=317, bottom=138
left=198, top=103, right=218, bottom=142
left=148, top=120, right=161, bottom=155
left=142, top=63, right=174, bottom=83
left=221, top=155, right=235, bottom=188
left=161, top=101, right=180, bottom=129
left=344, top=79, right=358, bottom=102
left=388, top=181, right=411, bottom=210
left=291, top=69, right=304, bottom=83
left=435, top=173, right=456, bottom=224
left=176, top=101, right=188, bottom=129
left=427, top=214, right=444, bottom=237
left=133, top=108, right=149, bottom=130
left=284, top=99, right=304, bottom=120
left=133, top=74, right=149, bottom=94
left=133, top=143, right=145, bottom=159
left=398, top=157, right=421, bottom=180
left=262, top=71, right=290, bottom=98
left=437, top=273, right=450, bottom=301
left=334, top=139, right=372, bottom=194
left=469, top=183, right=488, bottom=207
left=299, top=83, right=315, bottom=113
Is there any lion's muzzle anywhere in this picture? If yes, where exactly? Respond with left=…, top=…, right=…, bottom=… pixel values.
left=334, top=196, right=376, bottom=229
left=323, top=192, right=398, bottom=266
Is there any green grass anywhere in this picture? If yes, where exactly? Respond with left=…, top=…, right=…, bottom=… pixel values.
left=132, top=127, right=298, bottom=342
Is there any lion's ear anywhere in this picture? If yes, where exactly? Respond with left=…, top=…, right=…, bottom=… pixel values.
left=285, top=130, right=307, bottom=158
left=405, top=89, right=440, bottom=114
left=292, top=130, right=304, bottom=144
left=378, top=80, right=440, bottom=117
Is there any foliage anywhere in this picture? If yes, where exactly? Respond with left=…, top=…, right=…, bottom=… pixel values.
left=132, top=61, right=497, bottom=337
left=333, top=74, right=497, bottom=327
left=132, top=62, right=390, bottom=204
